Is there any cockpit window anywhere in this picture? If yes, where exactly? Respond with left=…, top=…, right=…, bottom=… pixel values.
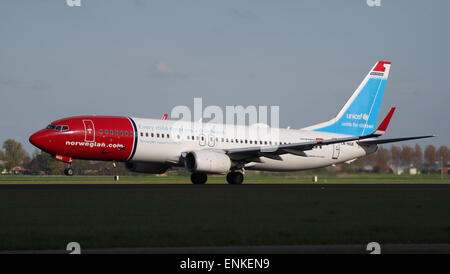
left=46, top=124, right=69, bottom=131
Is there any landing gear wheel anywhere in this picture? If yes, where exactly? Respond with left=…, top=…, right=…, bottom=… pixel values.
left=64, top=167, right=74, bottom=176
left=226, top=172, right=244, bottom=185
left=190, top=173, right=207, bottom=184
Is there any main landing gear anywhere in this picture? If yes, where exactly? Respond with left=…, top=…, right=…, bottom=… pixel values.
left=189, top=171, right=245, bottom=185
left=64, top=165, right=74, bottom=176
left=190, top=173, right=208, bottom=184
left=226, top=171, right=244, bottom=185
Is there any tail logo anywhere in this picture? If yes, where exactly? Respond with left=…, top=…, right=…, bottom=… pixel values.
left=346, top=113, right=369, bottom=121
left=305, top=61, right=391, bottom=136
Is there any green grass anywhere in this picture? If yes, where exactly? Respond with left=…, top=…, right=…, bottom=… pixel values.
left=0, top=175, right=450, bottom=252
left=0, top=173, right=449, bottom=184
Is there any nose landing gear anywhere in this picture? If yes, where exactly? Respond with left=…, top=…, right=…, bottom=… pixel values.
left=113, top=161, right=119, bottom=182
left=64, top=165, right=74, bottom=176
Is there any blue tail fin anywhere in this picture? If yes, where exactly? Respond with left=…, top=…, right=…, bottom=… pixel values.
left=304, top=61, right=391, bottom=136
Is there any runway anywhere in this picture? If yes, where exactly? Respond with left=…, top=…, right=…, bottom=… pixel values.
left=1, top=181, right=449, bottom=254
left=0, top=183, right=449, bottom=190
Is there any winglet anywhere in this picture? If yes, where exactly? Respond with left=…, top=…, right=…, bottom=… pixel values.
left=372, top=107, right=396, bottom=136
left=162, top=113, right=168, bottom=120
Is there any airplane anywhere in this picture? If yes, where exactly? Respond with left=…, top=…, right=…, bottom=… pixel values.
left=29, top=61, right=433, bottom=184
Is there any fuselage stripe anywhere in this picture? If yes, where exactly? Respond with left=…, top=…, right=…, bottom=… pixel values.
left=127, top=117, right=138, bottom=161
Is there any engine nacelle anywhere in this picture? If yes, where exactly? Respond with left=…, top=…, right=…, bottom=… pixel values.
left=185, top=150, right=232, bottom=174
left=125, top=162, right=170, bottom=174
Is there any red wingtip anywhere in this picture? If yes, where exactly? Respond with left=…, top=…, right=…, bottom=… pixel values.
left=162, top=113, right=168, bottom=120
left=377, top=107, right=396, bottom=132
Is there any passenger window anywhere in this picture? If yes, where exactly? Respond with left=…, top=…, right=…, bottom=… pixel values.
left=221, top=138, right=224, bottom=142
left=106, top=130, right=109, bottom=135
left=151, top=133, right=154, bottom=137
left=157, top=133, right=160, bottom=138
left=162, top=134, right=165, bottom=138
left=110, top=130, right=113, bottom=135
left=120, top=131, right=123, bottom=136
left=130, top=132, right=133, bottom=136
left=115, top=130, right=118, bottom=135
left=99, top=129, right=103, bottom=134
left=145, top=133, right=149, bottom=137
left=125, top=131, right=128, bottom=136
left=167, top=134, right=170, bottom=138
left=177, top=135, right=180, bottom=139
left=140, top=132, right=143, bottom=137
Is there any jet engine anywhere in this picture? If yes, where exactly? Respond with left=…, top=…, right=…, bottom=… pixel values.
left=185, top=150, right=232, bottom=174
left=125, top=162, right=170, bottom=174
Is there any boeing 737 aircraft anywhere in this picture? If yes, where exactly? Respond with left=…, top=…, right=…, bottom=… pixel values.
left=29, top=61, right=433, bottom=184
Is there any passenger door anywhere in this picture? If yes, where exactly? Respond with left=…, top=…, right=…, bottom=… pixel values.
left=83, top=120, right=95, bottom=142
left=332, top=143, right=340, bottom=159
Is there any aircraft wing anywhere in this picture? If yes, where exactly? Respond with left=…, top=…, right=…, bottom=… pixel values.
left=224, top=107, right=434, bottom=161
left=225, top=135, right=362, bottom=161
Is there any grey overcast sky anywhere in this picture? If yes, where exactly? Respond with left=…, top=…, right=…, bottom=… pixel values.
left=1, top=0, right=449, bottom=154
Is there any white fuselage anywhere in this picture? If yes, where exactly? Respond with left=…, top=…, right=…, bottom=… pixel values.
left=130, top=118, right=377, bottom=172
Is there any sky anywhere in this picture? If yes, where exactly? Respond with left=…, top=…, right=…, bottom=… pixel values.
left=1, top=0, right=449, bottom=154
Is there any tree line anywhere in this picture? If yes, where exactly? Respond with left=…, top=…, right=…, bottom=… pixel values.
left=0, top=138, right=448, bottom=175
left=351, top=144, right=448, bottom=173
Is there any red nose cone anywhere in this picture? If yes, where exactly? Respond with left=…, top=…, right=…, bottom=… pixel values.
left=29, top=130, right=49, bottom=150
